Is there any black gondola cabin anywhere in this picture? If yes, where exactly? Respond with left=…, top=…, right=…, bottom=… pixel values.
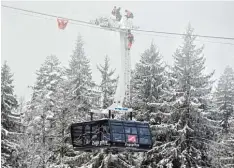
left=71, top=119, right=152, bottom=152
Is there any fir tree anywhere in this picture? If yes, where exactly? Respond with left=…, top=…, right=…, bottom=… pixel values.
left=131, top=42, right=169, bottom=118
left=46, top=81, right=78, bottom=168
left=97, top=55, right=117, bottom=109
left=215, top=66, right=234, bottom=133
left=23, top=55, right=64, bottom=167
left=31, top=55, right=64, bottom=102
left=212, top=66, right=234, bottom=167
left=67, top=35, right=94, bottom=117
left=130, top=42, right=174, bottom=167
left=168, top=24, right=214, bottom=167
left=1, top=61, right=21, bottom=168
left=142, top=25, right=215, bottom=167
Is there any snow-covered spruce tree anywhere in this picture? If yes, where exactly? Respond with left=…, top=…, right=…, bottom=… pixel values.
left=23, top=55, right=64, bottom=167
left=49, top=35, right=96, bottom=167
left=131, top=41, right=171, bottom=129
left=168, top=24, right=214, bottom=167
left=129, top=42, right=175, bottom=167
left=215, top=66, right=234, bottom=134
left=44, top=80, right=82, bottom=168
left=143, top=25, right=215, bottom=167
left=212, top=66, right=234, bottom=167
left=66, top=35, right=94, bottom=120
left=97, top=55, right=117, bottom=109
left=32, top=55, right=64, bottom=100
left=17, top=100, right=41, bottom=168
left=1, top=61, right=22, bottom=167
left=131, top=41, right=169, bottom=118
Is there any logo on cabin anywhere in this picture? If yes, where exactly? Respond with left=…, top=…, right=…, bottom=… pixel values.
left=92, top=140, right=110, bottom=146
left=128, top=135, right=136, bottom=143
left=125, top=135, right=139, bottom=147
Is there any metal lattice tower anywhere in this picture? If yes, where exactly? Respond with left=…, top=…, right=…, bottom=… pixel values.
left=109, top=29, right=132, bottom=111
left=124, top=46, right=131, bottom=106
left=90, top=15, right=137, bottom=113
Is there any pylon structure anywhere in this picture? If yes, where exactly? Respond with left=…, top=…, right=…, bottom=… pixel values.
left=90, top=10, right=138, bottom=115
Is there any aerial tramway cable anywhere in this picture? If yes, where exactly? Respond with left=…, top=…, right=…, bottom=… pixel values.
left=2, top=4, right=234, bottom=43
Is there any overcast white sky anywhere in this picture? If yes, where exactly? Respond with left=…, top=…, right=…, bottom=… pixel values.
left=1, top=1, right=234, bottom=101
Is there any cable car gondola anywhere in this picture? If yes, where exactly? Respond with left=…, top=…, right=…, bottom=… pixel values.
left=70, top=8, right=152, bottom=152
left=71, top=118, right=153, bottom=152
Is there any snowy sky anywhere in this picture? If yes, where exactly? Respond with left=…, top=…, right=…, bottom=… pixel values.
left=1, top=1, right=234, bottom=101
